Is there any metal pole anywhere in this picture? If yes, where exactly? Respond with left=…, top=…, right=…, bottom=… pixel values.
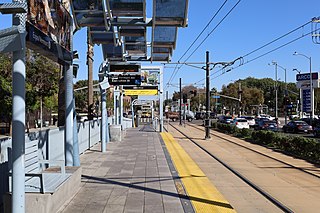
left=64, top=64, right=74, bottom=166
left=205, top=51, right=211, bottom=139
left=179, top=78, right=182, bottom=126
left=101, top=89, right=107, bottom=152
left=12, top=30, right=26, bottom=213
left=159, top=66, right=164, bottom=132
left=131, top=100, right=135, bottom=127
left=285, top=68, right=287, bottom=125
left=73, top=98, right=80, bottom=166
left=310, top=57, right=313, bottom=119
left=275, top=64, right=278, bottom=119
left=119, top=87, right=123, bottom=128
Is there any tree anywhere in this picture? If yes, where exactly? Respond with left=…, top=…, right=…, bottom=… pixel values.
left=0, top=53, right=13, bottom=123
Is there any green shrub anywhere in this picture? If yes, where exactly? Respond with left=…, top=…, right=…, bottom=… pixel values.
left=212, top=122, right=320, bottom=164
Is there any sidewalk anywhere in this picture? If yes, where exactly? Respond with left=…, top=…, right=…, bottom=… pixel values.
left=59, top=126, right=185, bottom=213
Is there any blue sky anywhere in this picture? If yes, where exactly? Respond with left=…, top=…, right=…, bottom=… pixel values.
left=1, top=0, right=320, bottom=97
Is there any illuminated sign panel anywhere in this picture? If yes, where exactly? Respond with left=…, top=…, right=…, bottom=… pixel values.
left=108, top=74, right=141, bottom=85
left=109, top=64, right=140, bottom=73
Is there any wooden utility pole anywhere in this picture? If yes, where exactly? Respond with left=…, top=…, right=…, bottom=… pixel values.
left=87, top=28, right=94, bottom=120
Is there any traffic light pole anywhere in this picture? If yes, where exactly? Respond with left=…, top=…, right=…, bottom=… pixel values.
left=205, top=51, right=211, bottom=139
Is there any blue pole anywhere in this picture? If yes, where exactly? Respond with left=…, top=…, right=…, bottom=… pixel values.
left=11, top=2, right=26, bottom=211
left=73, top=98, right=80, bottom=166
left=64, top=64, right=74, bottom=166
left=101, top=90, right=107, bottom=152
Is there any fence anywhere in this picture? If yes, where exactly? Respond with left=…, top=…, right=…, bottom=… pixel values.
left=0, top=119, right=101, bottom=208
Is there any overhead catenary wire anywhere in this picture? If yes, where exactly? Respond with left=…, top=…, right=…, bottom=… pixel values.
left=192, top=20, right=316, bottom=85
left=168, top=0, right=242, bottom=87
left=165, top=0, right=237, bottom=90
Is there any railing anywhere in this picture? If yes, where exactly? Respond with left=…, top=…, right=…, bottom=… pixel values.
left=0, top=119, right=102, bottom=207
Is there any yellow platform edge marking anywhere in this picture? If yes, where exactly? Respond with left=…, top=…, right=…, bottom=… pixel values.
left=161, top=132, right=236, bottom=213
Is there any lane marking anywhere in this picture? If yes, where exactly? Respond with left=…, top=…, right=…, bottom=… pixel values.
left=161, top=132, right=236, bottom=213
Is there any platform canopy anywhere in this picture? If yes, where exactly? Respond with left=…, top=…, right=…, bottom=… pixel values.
left=71, top=0, right=188, bottom=62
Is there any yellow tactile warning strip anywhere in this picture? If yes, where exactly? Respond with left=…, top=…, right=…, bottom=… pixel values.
left=161, top=132, right=236, bottom=213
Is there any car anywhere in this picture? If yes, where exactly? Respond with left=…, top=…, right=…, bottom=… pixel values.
left=255, top=120, right=278, bottom=131
left=282, top=121, right=313, bottom=134
left=218, top=115, right=233, bottom=124
left=195, top=111, right=205, bottom=120
left=257, top=114, right=275, bottom=120
left=231, top=118, right=249, bottom=129
left=182, top=111, right=195, bottom=122
left=240, top=116, right=255, bottom=126
left=313, top=125, right=320, bottom=137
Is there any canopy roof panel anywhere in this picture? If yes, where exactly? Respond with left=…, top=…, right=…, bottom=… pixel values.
left=71, top=0, right=188, bottom=62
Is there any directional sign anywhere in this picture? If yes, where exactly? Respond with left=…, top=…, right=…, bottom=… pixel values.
left=212, top=95, right=220, bottom=99
left=108, top=74, right=141, bottom=85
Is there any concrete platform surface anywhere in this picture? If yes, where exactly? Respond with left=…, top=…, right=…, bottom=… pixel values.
left=59, top=126, right=185, bottom=213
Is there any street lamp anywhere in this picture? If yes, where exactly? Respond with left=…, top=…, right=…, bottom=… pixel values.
left=268, top=61, right=278, bottom=119
left=293, top=52, right=313, bottom=119
left=276, top=63, right=287, bottom=125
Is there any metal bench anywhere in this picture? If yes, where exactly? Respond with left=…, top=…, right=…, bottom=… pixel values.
left=9, top=140, right=71, bottom=194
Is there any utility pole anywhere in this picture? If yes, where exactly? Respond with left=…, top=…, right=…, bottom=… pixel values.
left=205, top=51, right=211, bottom=139
left=179, top=78, right=182, bottom=126
left=87, top=28, right=94, bottom=120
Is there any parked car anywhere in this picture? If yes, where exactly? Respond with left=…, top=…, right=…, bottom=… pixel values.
left=255, top=120, right=278, bottom=131
left=282, top=121, right=313, bottom=133
left=240, top=116, right=255, bottom=127
left=231, top=118, right=249, bottom=129
left=195, top=111, right=206, bottom=120
left=218, top=115, right=233, bottom=124
left=257, top=114, right=275, bottom=120
left=182, top=111, right=195, bottom=122
left=313, top=125, right=320, bottom=137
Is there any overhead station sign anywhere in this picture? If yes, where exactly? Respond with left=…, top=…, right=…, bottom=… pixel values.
left=108, top=74, right=141, bottom=85
left=110, top=64, right=140, bottom=73
left=26, top=0, right=72, bottom=64
left=124, top=89, right=158, bottom=96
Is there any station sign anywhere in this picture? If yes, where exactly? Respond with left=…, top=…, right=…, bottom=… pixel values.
left=109, top=63, right=140, bottom=73
left=26, top=0, right=72, bottom=64
left=124, top=89, right=158, bottom=96
left=212, top=95, right=220, bottom=99
left=296, top=72, right=318, bottom=81
left=108, top=74, right=141, bottom=85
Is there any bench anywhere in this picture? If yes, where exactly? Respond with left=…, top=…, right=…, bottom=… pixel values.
left=4, top=138, right=81, bottom=213
left=23, top=140, right=71, bottom=193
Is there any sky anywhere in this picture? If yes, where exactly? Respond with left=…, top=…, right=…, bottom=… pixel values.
left=1, top=0, right=320, bottom=98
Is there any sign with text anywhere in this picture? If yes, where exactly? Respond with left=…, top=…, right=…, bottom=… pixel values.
left=109, top=64, right=140, bottom=73
left=296, top=72, right=318, bottom=81
left=27, top=0, right=72, bottom=64
left=302, top=89, right=311, bottom=113
left=108, top=74, right=141, bottom=85
left=124, top=89, right=158, bottom=96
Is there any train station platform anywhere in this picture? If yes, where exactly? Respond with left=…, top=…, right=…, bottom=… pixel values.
left=58, top=124, right=236, bottom=213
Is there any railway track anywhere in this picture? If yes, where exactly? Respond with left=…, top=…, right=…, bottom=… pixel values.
left=166, top=122, right=320, bottom=213
left=188, top=122, right=320, bottom=179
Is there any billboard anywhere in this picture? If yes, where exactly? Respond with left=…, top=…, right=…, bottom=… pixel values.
left=27, top=0, right=72, bottom=63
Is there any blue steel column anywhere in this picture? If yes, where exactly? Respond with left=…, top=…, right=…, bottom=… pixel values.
left=12, top=1, right=26, bottom=211
left=101, top=89, right=107, bottom=152
left=64, top=64, right=74, bottom=166
left=73, top=98, right=80, bottom=166
left=159, top=66, right=164, bottom=132
left=119, top=87, right=123, bottom=128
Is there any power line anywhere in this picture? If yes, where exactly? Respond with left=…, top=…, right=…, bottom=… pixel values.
left=210, top=27, right=320, bottom=81
left=165, top=0, right=237, bottom=90
left=169, top=0, right=242, bottom=86
left=192, top=20, right=314, bottom=85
